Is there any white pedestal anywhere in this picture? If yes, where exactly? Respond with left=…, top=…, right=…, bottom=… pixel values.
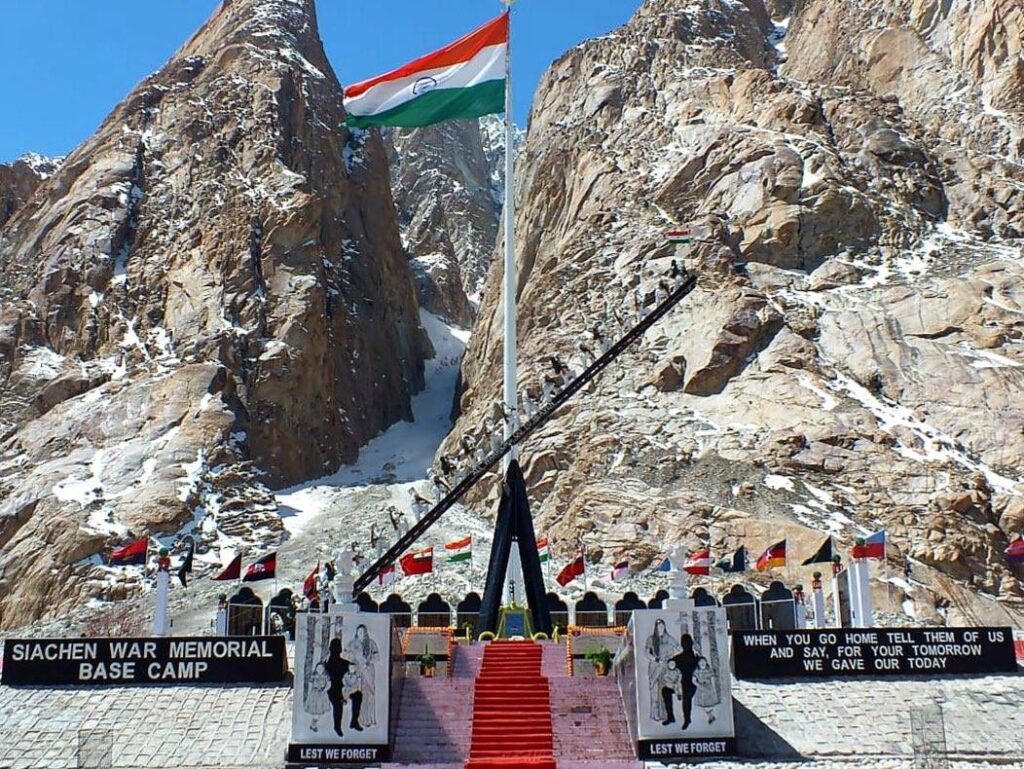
left=812, top=588, right=827, bottom=629
left=855, top=558, right=873, bottom=627
left=153, top=570, right=170, bottom=637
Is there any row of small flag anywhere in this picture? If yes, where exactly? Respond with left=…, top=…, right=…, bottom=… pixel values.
left=108, top=538, right=276, bottom=585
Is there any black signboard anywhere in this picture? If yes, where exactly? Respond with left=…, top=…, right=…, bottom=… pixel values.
left=1, top=636, right=288, bottom=686
left=733, top=627, right=1018, bottom=679
left=286, top=744, right=390, bottom=765
left=638, top=737, right=736, bottom=760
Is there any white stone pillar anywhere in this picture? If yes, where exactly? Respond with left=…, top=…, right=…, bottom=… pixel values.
left=811, top=575, right=827, bottom=629
left=855, top=557, right=873, bottom=627
left=664, top=546, right=694, bottom=613
left=153, top=569, right=170, bottom=637
left=331, top=550, right=357, bottom=615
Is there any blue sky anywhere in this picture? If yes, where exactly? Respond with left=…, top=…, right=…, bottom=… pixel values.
left=0, top=0, right=640, bottom=163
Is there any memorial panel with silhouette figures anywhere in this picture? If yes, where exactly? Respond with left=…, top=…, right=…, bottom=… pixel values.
left=628, top=607, right=736, bottom=760
left=287, top=613, right=394, bottom=765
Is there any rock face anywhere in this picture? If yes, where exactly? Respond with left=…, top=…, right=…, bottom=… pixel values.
left=385, top=116, right=524, bottom=325
left=444, top=0, right=1024, bottom=624
left=0, top=154, right=62, bottom=229
left=0, top=0, right=429, bottom=627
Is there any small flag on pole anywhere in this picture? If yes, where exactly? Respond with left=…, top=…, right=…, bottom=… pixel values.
left=556, top=552, right=585, bottom=587
left=852, top=530, right=886, bottom=560
left=378, top=564, right=397, bottom=587
left=716, top=547, right=747, bottom=573
left=684, top=548, right=711, bottom=576
left=536, top=537, right=551, bottom=563
left=211, top=554, right=242, bottom=581
left=242, top=552, right=277, bottom=582
left=176, top=540, right=195, bottom=587
left=1003, top=538, right=1024, bottom=564
left=109, top=538, right=149, bottom=567
left=400, top=547, right=434, bottom=576
left=756, top=540, right=787, bottom=571
left=611, top=560, right=630, bottom=582
left=445, top=536, right=472, bottom=564
left=303, top=564, right=320, bottom=601
left=802, top=536, right=836, bottom=566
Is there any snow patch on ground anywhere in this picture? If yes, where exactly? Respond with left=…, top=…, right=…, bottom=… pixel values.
left=764, top=474, right=795, bottom=491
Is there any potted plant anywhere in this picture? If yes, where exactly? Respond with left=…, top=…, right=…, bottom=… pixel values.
left=586, top=647, right=613, bottom=676
left=418, top=645, right=437, bottom=678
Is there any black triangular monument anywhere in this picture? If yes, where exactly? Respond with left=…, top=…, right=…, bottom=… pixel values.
left=477, top=459, right=552, bottom=636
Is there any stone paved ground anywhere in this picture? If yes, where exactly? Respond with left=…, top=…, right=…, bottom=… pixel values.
left=0, top=675, right=1021, bottom=768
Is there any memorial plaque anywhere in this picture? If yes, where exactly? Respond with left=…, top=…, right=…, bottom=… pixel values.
left=629, top=608, right=736, bottom=759
left=733, top=627, right=1018, bottom=679
left=287, top=612, right=394, bottom=764
left=1, top=637, right=287, bottom=686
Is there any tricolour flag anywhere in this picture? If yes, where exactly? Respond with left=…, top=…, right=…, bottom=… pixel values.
left=556, top=553, right=585, bottom=587
left=378, top=564, right=397, bottom=587
left=684, top=548, right=711, bottom=576
left=242, top=552, right=276, bottom=582
left=109, top=537, right=148, bottom=566
left=400, top=547, right=434, bottom=576
left=536, top=537, right=551, bottom=563
left=756, top=540, right=787, bottom=571
left=1005, top=538, right=1024, bottom=564
left=611, top=560, right=629, bottom=582
left=852, top=530, right=886, bottom=560
left=343, top=13, right=507, bottom=129
left=445, top=536, right=472, bottom=564
left=211, top=553, right=242, bottom=581
left=666, top=228, right=693, bottom=243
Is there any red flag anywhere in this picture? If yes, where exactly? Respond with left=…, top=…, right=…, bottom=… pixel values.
left=303, top=563, right=319, bottom=601
left=852, top=530, right=886, bottom=560
left=211, top=554, right=242, bottom=581
left=684, top=548, right=711, bottom=576
left=378, top=564, right=397, bottom=586
left=109, top=537, right=148, bottom=566
left=243, top=552, right=276, bottom=582
left=400, top=547, right=434, bottom=576
left=556, top=553, right=585, bottom=586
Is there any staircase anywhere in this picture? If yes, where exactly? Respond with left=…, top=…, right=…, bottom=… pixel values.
left=388, top=677, right=475, bottom=767
left=465, top=641, right=556, bottom=769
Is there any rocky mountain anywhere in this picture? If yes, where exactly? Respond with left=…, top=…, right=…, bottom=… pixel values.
left=0, top=0, right=430, bottom=628
left=445, top=0, right=1024, bottom=624
left=0, top=154, right=62, bottom=229
left=385, top=116, right=524, bottom=326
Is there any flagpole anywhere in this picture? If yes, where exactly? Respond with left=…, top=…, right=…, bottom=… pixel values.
left=501, top=0, right=520, bottom=609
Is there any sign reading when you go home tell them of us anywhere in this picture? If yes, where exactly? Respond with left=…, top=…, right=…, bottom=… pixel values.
left=1, top=636, right=288, bottom=686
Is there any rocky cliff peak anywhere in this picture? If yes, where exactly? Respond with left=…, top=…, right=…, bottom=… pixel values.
left=443, top=0, right=1024, bottom=624
left=0, top=0, right=429, bottom=627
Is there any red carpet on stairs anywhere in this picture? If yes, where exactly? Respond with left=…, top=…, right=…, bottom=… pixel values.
left=465, top=641, right=556, bottom=769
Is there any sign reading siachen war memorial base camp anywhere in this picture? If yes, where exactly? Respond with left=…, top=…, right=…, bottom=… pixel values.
left=1, top=637, right=288, bottom=686
left=733, top=627, right=1017, bottom=679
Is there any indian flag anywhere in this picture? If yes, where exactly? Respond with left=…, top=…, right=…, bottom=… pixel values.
left=666, top=228, right=693, bottom=243
left=343, top=13, right=507, bottom=129
left=445, top=536, right=473, bottom=564
left=536, top=537, right=550, bottom=563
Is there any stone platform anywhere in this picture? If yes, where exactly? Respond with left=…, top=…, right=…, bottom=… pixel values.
left=0, top=640, right=1020, bottom=768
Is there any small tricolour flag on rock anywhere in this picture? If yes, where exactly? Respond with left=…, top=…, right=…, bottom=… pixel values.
left=242, top=552, right=276, bottom=582
left=611, top=560, right=630, bottom=582
left=109, top=537, right=148, bottom=566
left=536, top=537, right=551, bottom=563
left=445, top=536, right=472, bottom=564
left=211, top=553, right=242, bottom=581
left=1005, top=538, right=1024, bottom=564
left=400, top=547, right=434, bottom=576
left=756, top=540, right=787, bottom=571
left=852, top=530, right=886, bottom=560
left=343, top=13, right=507, bottom=129
left=556, top=552, right=585, bottom=587
left=666, top=228, right=693, bottom=244
left=684, top=548, right=711, bottom=576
